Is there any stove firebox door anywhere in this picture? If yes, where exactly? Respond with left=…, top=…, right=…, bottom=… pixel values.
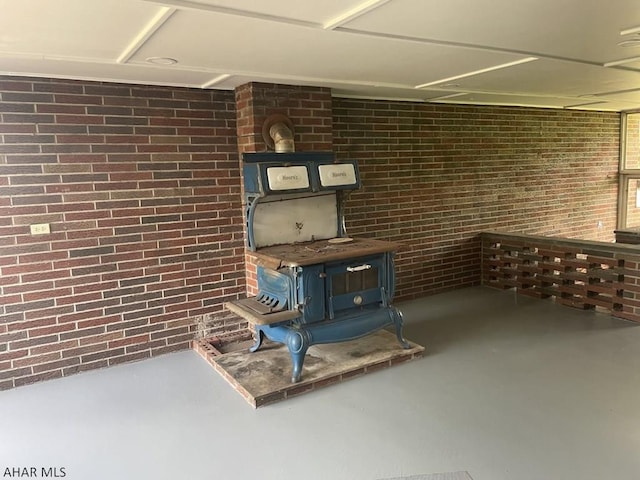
left=326, top=255, right=385, bottom=319
left=297, top=264, right=325, bottom=324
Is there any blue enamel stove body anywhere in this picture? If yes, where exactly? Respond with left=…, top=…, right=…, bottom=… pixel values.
left=227, top=152, right=410, bottom=383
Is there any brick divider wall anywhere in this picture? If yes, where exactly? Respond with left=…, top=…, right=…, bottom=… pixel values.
left=481, top=231, right=640, bottom=322
left=0, top=77, right=247, bottom=390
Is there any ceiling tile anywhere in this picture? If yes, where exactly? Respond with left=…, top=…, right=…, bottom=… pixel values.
left=439, top=59, right=640, bottom=97
left=129, top=9, right=530, bottom=87
left=0, top=0, right=160, bottom=59
left=0, top=54, right=215, bottom=88
left=344, top=0, right=640, bottom=64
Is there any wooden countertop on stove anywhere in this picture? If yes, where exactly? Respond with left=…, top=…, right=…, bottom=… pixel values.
left=249, top=237, right=402, bottom=268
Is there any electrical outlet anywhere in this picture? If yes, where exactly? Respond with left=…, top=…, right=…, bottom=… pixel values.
left=30, top=223, right=50, bottom=235
left=596, top=221, right=604, bottom=229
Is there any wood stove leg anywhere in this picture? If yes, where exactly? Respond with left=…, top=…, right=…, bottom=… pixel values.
left=289, top=350, right=308, bottom=384
left=392, top=307, right=411, bottom=349
left=286, top=329, right=310, bottom=383
left=249, top=328, right=265, bottom=353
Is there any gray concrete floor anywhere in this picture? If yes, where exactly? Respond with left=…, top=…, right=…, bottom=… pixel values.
left=1, top=286, right=640, bottom=480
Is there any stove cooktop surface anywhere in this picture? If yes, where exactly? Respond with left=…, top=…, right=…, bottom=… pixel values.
left=251, top=237, right=402, bottom=267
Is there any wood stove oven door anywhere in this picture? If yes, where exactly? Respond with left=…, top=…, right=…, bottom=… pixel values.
left=325, top=255, right=386, bottom=319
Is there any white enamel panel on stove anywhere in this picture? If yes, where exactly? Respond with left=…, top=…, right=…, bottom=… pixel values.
left=318, top=163, right=357, bottom=187
left=253, top=194, right=338, bottom=248
left=266, top=166, right=309, bottom=191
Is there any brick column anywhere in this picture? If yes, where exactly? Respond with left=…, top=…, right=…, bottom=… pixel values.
left=234, top=82, right=334, bottom=295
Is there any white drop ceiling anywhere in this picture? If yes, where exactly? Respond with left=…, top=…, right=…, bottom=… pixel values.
left=3, top=0, right=640, bottom=111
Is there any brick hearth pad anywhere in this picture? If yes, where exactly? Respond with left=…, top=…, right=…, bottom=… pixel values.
left=193, top=329, right=424, bottom=408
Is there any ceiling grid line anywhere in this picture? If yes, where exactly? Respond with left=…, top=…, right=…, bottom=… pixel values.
left=322, top=0, right=392, bottom=30
left=139, top=0, right=320, bottom=28
left=117, top=6, right=177, bottom=64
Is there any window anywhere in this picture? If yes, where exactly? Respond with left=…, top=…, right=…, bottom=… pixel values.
left=618, top=112, right=640, bottom=228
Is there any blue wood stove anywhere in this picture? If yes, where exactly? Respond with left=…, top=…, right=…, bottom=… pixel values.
left=226, top=152, right=410, bottom=383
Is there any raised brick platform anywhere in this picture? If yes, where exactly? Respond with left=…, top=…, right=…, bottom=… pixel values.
left=193, top=329, right=424, bottom=407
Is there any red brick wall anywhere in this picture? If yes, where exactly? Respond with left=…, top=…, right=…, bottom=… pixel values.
left=333, top=100, right=620, bottom=300
left=0, top=76, right=246, bottom=390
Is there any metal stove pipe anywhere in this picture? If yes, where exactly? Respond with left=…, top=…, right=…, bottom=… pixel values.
left=269, top=122, right=295, bottom=153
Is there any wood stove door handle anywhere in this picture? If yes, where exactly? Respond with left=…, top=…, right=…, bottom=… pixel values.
left=347, top=264, right=372, bottom=272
